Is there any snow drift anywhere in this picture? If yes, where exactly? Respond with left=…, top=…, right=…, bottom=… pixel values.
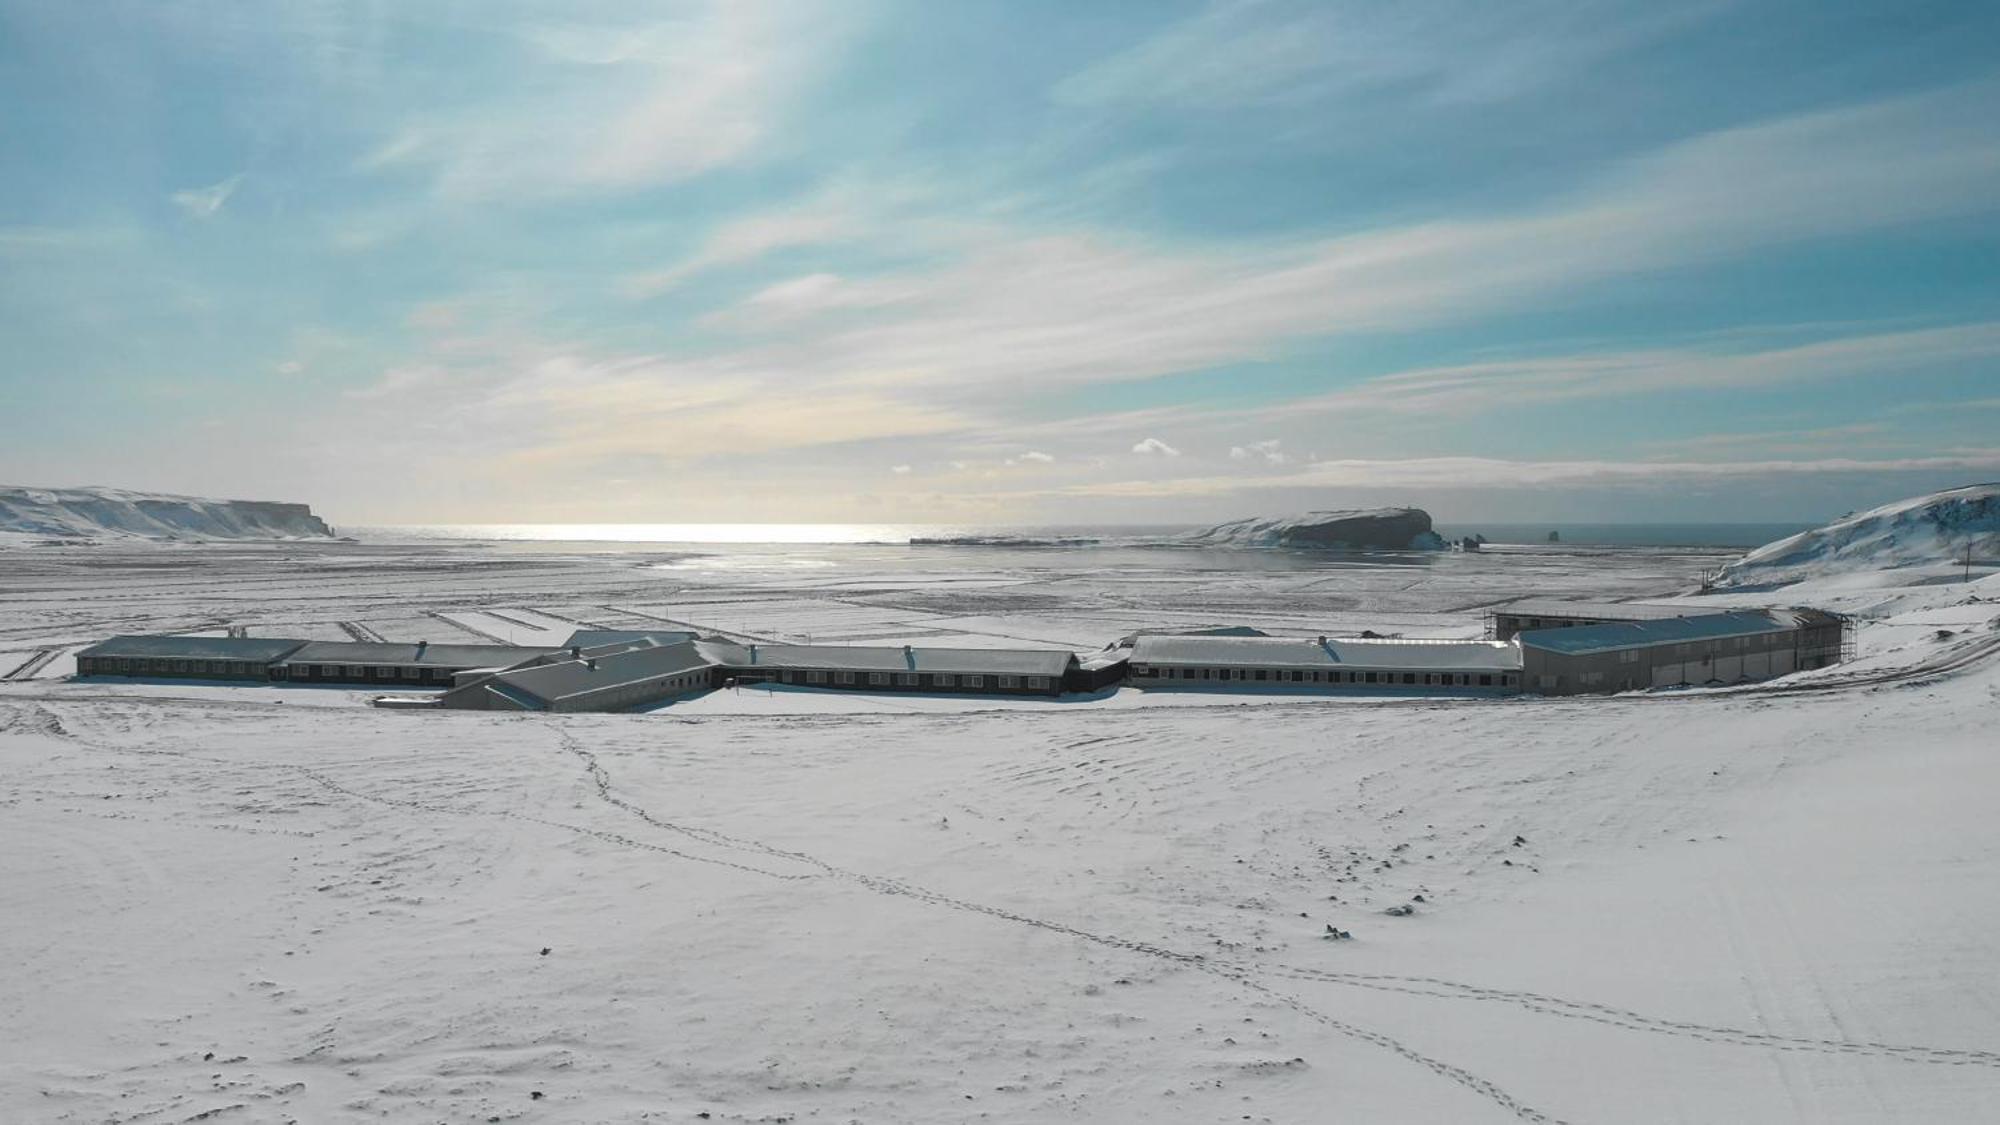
left=1720, top=483, right=1998, bottom=586
left=0, top=485, right=335, bottom=540
left=1188, top=507, right=1446, bottom=550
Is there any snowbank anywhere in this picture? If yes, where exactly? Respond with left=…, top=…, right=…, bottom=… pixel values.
left=0, top=485, right=334, bottom=541
left=1720, top=483, right=1998, bottom=587
left=1189, top=507, right=1446, bottom=550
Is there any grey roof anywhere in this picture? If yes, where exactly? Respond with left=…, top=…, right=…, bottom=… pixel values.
left=469, top=640, right=721, bottom=706
left=1518, top=611, right=1806, bottom=655
left=279, top=640, right=560, bottom=668
left=1131, top=635, right=1521, bottom=671
left=1493, top=600, right=1701, bottom=621
left=562, top=628, right=699, bottom=649
left=76, top=634, right=308, bottom=663
left=727, top=643, right=1076, bottom=677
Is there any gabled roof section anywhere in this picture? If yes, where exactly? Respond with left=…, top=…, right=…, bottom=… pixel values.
left=279, top=641, right=560, bottom=667
left=562, top=628, right=699, bottom=649
left=76, top=634, right=309, bottom=663
left=728, top=644, right=1076, bottom=677
left=463, top=640, right=721, bottom=707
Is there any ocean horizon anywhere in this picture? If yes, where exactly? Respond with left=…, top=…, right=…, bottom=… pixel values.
left=347, top=521, right=1818, bottom=550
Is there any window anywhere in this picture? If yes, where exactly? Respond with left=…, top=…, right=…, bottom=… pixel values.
left=1364, top=672, right=1378, bottom=684
left=868, top=671, right=888, bottom=685
left=1402, top=672, right=1416, bottom=684
left=1254, top=670, right=1268, bottom=681
left=1479, top=674, right=1493, bottom=686
left=998, top=675, right=1019, bottom=688
left=808, top=670, right=827, bottom=684
left=374, top=666, right=394, bottom=679
left=836, top=671, right=856, bottom=685
left=894, top=673, right=918, bottom=687
left=1025, top=676, right=1047, bottom=690
left=964, top=675, right=984, bottom=688
left=933, top=673, right=955, bottom=688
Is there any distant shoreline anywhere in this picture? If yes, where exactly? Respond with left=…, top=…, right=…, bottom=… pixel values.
left=338, top=521, right=1817, bottom=550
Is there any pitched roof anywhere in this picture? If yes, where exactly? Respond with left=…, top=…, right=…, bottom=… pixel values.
left=76, top=634, right=309, bottom=663
left=1517, top=611, right=1804, bottom=655
left=1130, top=635, right=1520, bottom=671
left=726, top=643, right=1076, bottom=677
left=279, top=641, right=560, bottom=668
left=561, top=628, right=699, bottom=649
left=470, top=639, right=720, bottom=706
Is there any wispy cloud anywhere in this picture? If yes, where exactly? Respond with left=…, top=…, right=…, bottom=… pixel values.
left=1038, top=452, right=2000, bottom=500
left=363, top=2, right=849, bottom=200
left=170, top=174, right=243, bottom=219
left=1132, top=437, right=1181, bottom=456
left=1057, top=0, right=1717, bottom=110
left=679, top=84, right=2000, bottom=408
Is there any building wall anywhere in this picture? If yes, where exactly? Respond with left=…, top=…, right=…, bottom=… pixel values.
left=1130, top=663, right=1519, bottom=691
left=546, top=667, right=719, bottom=712
left=736, top=667, right=1064, bottom=696
left=276, top=662, right=469, bottom=686
left=1523, top=627, right=1805, bottom=694
left=1491, top=613, right=1623, bottom=642
left=77, top=655, right=271, bottom=681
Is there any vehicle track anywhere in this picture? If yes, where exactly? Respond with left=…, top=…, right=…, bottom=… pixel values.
left=552, top=732, right=1564, bottom=1122
left=1248, top=965, right=2000, bottom=1068
left=337, top=620, right=387, bottom=643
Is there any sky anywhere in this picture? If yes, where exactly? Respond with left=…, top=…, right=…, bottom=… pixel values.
left=2, top=0, right=1998, bottom=527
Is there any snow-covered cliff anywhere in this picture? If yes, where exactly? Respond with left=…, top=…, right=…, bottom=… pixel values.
left=1720, top=483, right=1998, bottom=586
left=1188, top=507, right=1446, bottom=550
left=0, top=486, right=335, bottom=541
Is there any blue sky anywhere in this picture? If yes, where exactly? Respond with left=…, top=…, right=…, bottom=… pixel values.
left=2, top=0, right=1997, bottom=525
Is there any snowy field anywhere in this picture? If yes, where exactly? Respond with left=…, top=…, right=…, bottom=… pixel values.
left=3, top=535, right=1998, bottom=1123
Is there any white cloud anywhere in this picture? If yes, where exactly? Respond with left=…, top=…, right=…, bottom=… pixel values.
left=370, top=2, right=847, bottom=200
left=1057, top=0, right=1713, bottom=110
left=1229, top=439, right=1287, bottom=464
left=1132, top=437, right=1181, bottom=456
left=275, top=360, right=305, bottom=375
left=891, top=464, right=913, bottom=474
left=170, top=174, right=243, bottom=219
left=1042, top=452, right=2000, bottom=500
left=681, top=83, right=2000, bottom=411
left=1017, top=450, right=1056, bottom=463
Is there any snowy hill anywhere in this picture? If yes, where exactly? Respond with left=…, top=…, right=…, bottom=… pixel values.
left=0, top=485, right=334, bottom=541
left=1188, top=506, right=1446, bottom=550
left=1720, top=483, right=1998, bottom=587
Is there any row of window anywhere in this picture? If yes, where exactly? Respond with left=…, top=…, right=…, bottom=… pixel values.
left=287, top=664, right=456, bottom=682
left=86, top=657, right=262, bottom=676
left=766, top=669, right=1050, bottom=690
left=1136, top=665, right=1511, bottom=688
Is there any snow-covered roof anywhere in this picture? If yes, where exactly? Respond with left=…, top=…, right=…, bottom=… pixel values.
left=281, top=641, right=560, bottom=668
left=724, top=643, right=1076, bottom=677
left=77, top=634, right=309, bottom=663
left=561, top=628, right=699, bottom=649
left=469, top=640, right=720, bottom=706
left=1130, top=635, right=1520, bottom=671
left=1517, top=611, right=1808, bottom=656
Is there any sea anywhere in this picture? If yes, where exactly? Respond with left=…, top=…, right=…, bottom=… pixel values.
left=354, top=522, right=1814, bottom=549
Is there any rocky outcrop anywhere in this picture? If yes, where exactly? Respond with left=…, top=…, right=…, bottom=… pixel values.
left=1188, top=507, right=1446, bottom=550
left=0, top=486, right=335, bottom=540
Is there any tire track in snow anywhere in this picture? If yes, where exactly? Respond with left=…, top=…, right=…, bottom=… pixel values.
left=1246, top=965, right=2000, bottom=1068
left=554, top=731, right=1568, bottom=1124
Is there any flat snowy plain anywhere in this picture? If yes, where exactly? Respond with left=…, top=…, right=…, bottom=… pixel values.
left=2, top=535, right=1997, bottom=1123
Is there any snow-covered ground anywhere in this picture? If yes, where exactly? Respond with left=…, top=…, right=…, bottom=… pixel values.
left=3, top=534, right=1998, bottom=1123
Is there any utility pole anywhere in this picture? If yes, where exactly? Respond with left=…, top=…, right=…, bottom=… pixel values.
left=1964, top=543, right=1974, bottom=584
